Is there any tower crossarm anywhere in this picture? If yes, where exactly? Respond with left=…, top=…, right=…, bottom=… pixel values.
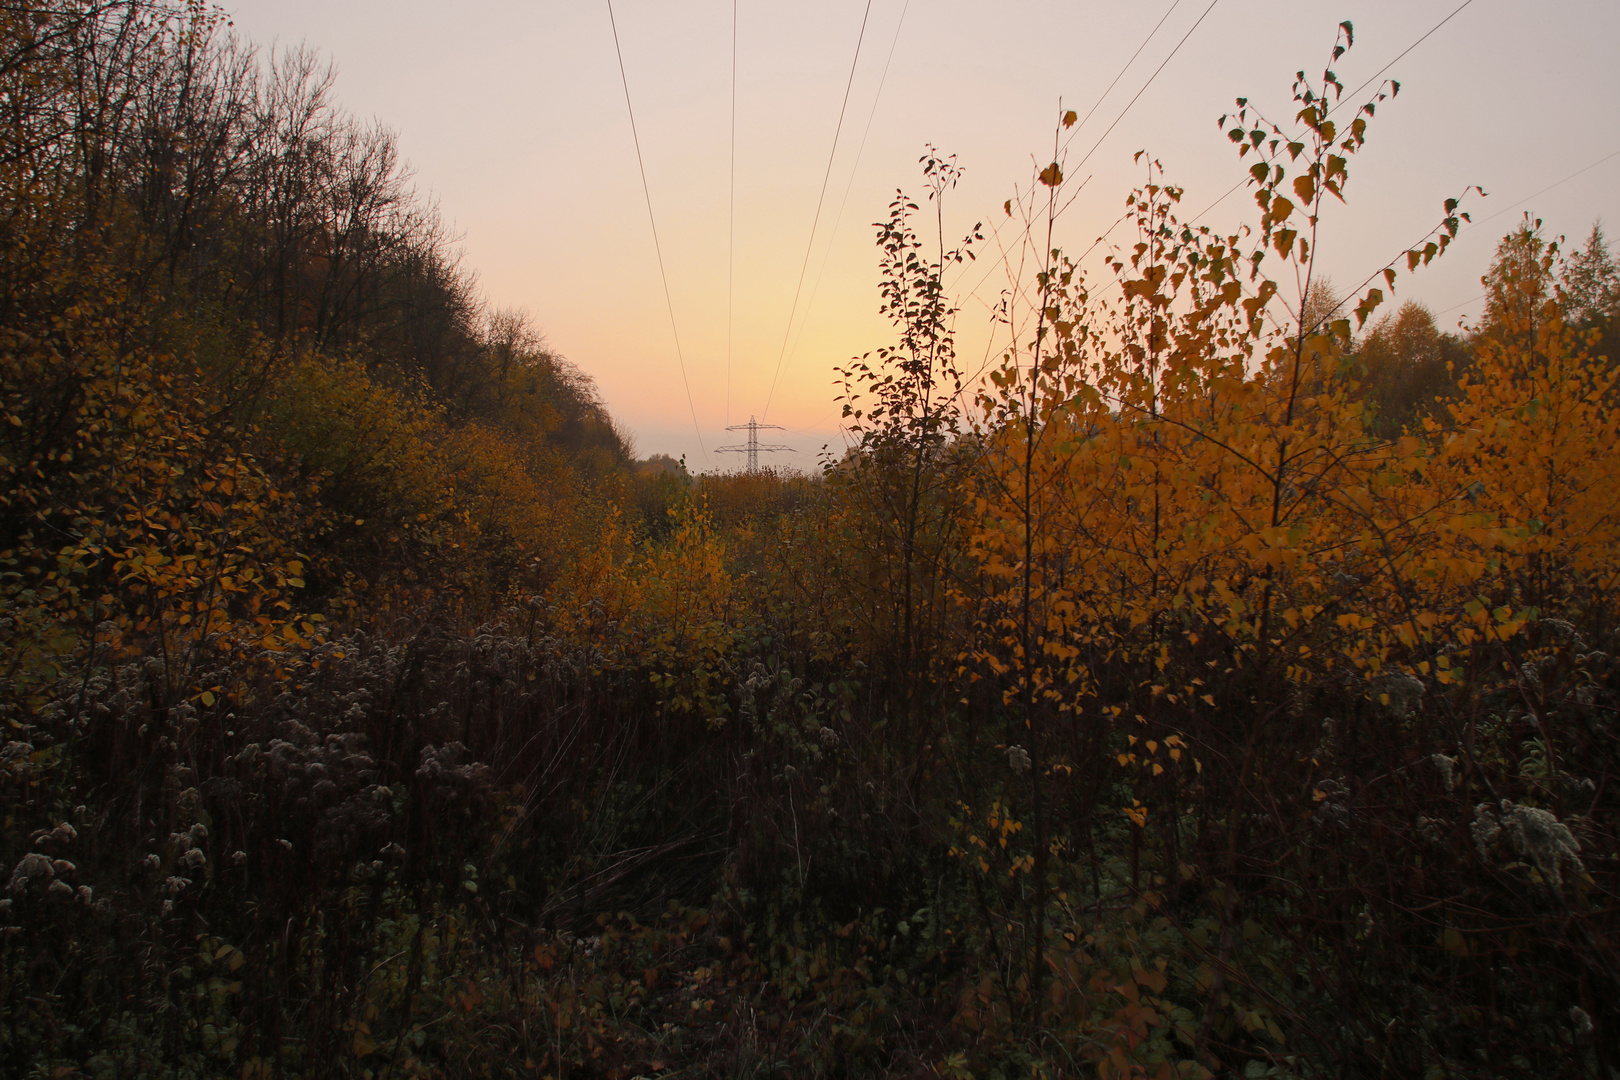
left=713, top=414, right=792, bottom=471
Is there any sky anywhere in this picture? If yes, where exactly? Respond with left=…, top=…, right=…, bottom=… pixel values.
left=222, top=0, right=1620, bottom=472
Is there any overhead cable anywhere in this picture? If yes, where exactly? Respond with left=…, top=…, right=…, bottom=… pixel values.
left=605, top=0, right=709, bottom=461
left=1190, top=0, right=1478, bottom=225
left=762, top=0, right=876, bottom=421
left=1464, top=147, right=1620, bottom=232
left=1374, top=148, right=1620, bottom=324
left=1064, top=0, right=1221, bottom=173
left=779, top=0, right=914, bottom=381
left=946, top=0, right=1187, bottom=296
left=726, top=0, right=737, bottom=428
left=955, top=0, right=1220, bottom=304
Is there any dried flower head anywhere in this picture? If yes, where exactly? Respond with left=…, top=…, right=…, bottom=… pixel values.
left=8, top=853, right=53, bottom=893
left=1472, top=800, right=1585, bottom=888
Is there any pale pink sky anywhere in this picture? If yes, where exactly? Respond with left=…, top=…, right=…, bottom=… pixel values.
left=224, top=0, right=1620, bottom=470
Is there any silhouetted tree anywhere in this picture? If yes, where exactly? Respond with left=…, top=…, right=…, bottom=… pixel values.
left=1479, top=215, right=1553, bottom=342
left=1354, top=300, right=1468, bottom=434
left=1561, top=221, right=1619, bottom=369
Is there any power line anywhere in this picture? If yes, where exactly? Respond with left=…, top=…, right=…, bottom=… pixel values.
left=1432, top=292, right=1483, bottom=318
left=1465, top=147, right=1620, bottom=232
left=981, top=210, right=1127, bottom=305
left=945, top=0, right=1187, bottom=296
left=1189, top=0, right=1477, bottom=226
left=726, top=0, right=737, bottom=429
left=779, top=0, right=912, bottom=381
left=605, top=0, right=708, bottom=462
left=1067, top=0, right=1185, bottom=148
left=1314, top=146, right=1620, bottom=338
left=1341, top=0, right=1476, bottom=115
left=965, top=2, right=1482, bottom=340
left=762, top=0, right=876, bottom=421
left=1065, top=0, right=1220, bottom=174
left=1384, top=149, right=1620, bottom=326
left=1317, top=149, right=1620, bottom=336
left=954, top=0, right=1219, bottom=305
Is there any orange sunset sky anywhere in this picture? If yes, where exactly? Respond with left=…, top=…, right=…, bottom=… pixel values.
left=223, top=0, right=1620, bottom=471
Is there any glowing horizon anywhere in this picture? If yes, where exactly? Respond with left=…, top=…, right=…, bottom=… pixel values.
left=224, top=0, right=1620, bottom=471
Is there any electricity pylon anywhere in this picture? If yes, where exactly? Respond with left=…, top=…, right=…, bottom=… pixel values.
left=715, top=415, right=790, bottom=472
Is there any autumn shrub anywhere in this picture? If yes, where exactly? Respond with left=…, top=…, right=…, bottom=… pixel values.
left=257, top=353, right=606, bottom=614
left=947, top=33, right=1619, bottom=1077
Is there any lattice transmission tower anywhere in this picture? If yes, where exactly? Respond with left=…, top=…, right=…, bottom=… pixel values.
left=715, top=415, right=790, bottom=472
